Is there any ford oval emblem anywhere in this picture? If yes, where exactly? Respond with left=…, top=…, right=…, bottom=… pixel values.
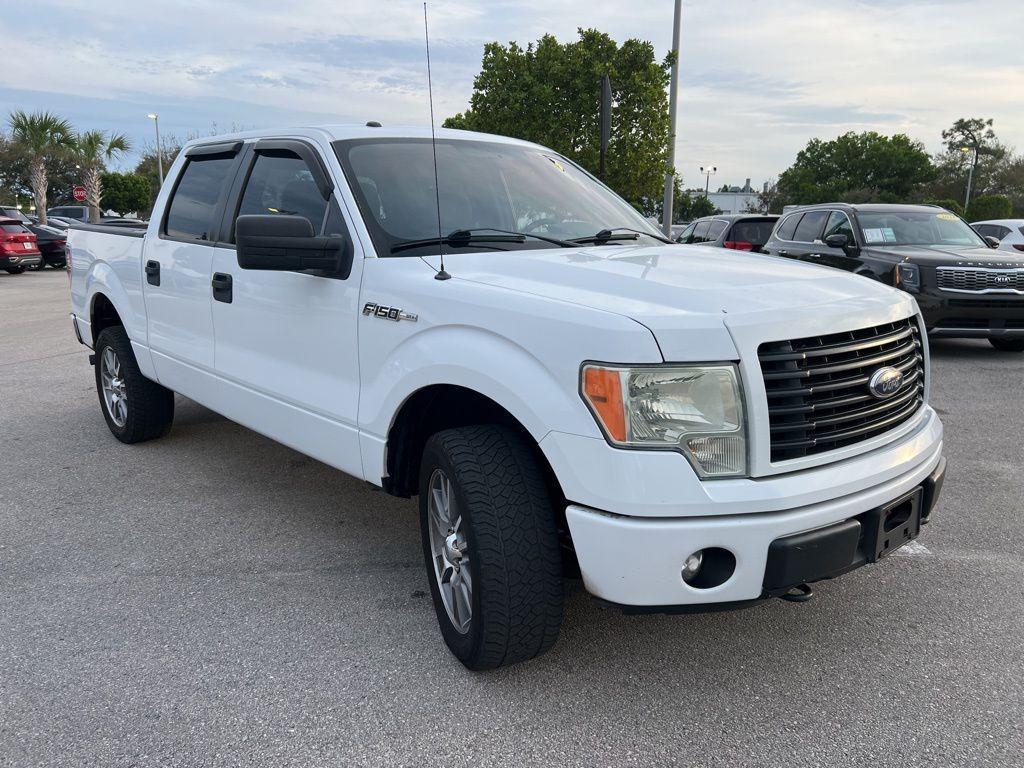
left=868, top=366, right=904, bottom=399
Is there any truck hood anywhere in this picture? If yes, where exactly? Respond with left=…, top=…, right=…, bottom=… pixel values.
left=428, top=244, right=917, bottom=360
left=866, top=244, right=1024, bottom=267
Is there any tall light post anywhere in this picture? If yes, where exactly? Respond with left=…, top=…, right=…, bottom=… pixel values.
left=147, top=113, right=164, bottom=185
left=661, top=0, right=683, bottom=236
left=700, top=165, right=717, bottom=196
left=961, top=145, right=978, bottom=213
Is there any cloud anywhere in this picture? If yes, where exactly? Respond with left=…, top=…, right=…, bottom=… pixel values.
left=1, top=0, right=1022, bottom=184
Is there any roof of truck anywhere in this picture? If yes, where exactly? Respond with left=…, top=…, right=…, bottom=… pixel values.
left=182, top=124, right=543, bottom=150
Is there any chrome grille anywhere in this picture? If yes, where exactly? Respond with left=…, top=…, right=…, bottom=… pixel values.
left=758, top=318, right=925, bottom=462
left=937, top=267, right=1024, bottom=293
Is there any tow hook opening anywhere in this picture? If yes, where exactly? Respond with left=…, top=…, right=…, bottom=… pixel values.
left=779, top=583, right=813, bottom=603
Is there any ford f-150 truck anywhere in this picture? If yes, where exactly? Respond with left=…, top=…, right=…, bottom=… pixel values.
left=69, top=125, right=946, bottom=670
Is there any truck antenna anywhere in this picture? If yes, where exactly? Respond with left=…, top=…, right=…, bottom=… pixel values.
left=423, top=2, right=450, bottom=281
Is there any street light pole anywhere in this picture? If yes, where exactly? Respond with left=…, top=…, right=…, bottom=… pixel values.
left=962, top=145, right=978, bottom=214
left=700, top=165, right=717, bottom=196
left=661, top=0, right=683, bottom=237
left=147, top=113, right=164, bottom=185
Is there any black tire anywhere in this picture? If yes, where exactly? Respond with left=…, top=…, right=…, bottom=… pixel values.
left=94, top=326, right=175, bottom=443
left=418, top=425, right=564, bottom=670
left=989, top=338, right=1024, bottom=352
left=5, top=266, right=26, bottom=274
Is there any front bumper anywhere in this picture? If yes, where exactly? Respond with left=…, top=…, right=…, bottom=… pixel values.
left=565, top=439, right=945, bottom=607
left=916, top=287, right=1024, bottom=339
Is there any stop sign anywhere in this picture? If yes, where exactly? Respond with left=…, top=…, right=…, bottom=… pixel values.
left=73, top=186, right=87, bottom=202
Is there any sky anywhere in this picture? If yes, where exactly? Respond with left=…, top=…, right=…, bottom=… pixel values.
left=2, top=0, right=1022, bottom=189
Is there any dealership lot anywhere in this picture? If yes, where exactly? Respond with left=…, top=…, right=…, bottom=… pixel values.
left=2, top=269, right=1023, bottom=766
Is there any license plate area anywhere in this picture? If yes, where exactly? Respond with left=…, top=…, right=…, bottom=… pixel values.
left=865, top=487, right=922, bottom=561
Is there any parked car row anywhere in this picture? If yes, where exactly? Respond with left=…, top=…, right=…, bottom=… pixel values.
left=675, top=203, right=1024, bottom=352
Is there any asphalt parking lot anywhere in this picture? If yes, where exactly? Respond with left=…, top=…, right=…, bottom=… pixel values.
left=2, top=268, right=1023, bottom=767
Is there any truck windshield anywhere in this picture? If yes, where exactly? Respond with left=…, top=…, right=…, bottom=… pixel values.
left=857, top=211, right=986, bottom=248
left=333, top=138, right=663, bottom=257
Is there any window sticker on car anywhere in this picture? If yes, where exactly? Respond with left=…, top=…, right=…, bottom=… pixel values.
left=863, top=228, right=885, bottom=243
left=936, top=213, right=958, bottom=221
left=881, top=227, right=897, bottom=242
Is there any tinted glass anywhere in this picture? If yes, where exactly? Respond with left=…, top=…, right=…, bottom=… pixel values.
left=691, top=220, right=711, bottom=243
left=1, top=223, right=29, bottom=233
left=823, top=211, right=855, bottom=241
left=992, top=225, right=1011, bottom=239
left=793, top=210, right=828, bottom=242
left=335, top=138, right=663, bottom=256
left=49, top=207, right=87, bottom=220
left=707, top=220, right=728, bottom=241
left=675, top=222, right=696, bottom=242
left=729, top=219, right=776, bottom=246
left=164, top=156, right=237, bottom=241
left=857, top=211, right=986, bottom=247
left=235, top=152, right=328, bottom=240
left=775, top=213, right=799, bottom=240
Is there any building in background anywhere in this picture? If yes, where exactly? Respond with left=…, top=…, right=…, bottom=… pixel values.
left=697, top=178, right=766, bottom=214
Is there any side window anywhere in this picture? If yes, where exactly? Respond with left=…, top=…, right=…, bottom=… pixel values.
left=164, top=155, right=238, bottom=242
left=992, top=225, right=1011, bottom=240
left=707, top=220, right=728, bottom=241
left=973, top=224, right=994, bottom=238
left=690, top=220, right=711, bottom=243
left=823, top=211, right=855, bottom=241
left=675, top=222, right=696, bottom=242
left=793, top=210, right=829, bottom=242
left=233, top=151, right=329, bottom=241
left=775, top=213, right=799, bottom=241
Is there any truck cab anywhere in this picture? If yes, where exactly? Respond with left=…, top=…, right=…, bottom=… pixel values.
left=69, top=125, right=945, bottom=670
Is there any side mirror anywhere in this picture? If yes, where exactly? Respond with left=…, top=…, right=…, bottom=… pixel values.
left=824, top=233, right=855, bottom=251
left=236, top=214, right=352, bottom=277
left=984, top=235, right=1001, bottom=248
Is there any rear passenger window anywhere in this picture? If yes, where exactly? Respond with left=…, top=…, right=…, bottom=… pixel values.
left=164, top=155, right=237, bottom=242
left=0, top=223, right=28, bottom=233
left=234, top=151, right=329, bottom=241
left=775, top=214, right=799, bottom=241
left=707, top=220, right=727, bottom=241
left=793, top=211, right=828, bottom=242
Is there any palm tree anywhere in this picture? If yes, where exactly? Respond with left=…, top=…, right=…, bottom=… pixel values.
left=8, top=110, right=73, bottom=225
left=73, top=130, right=132, bottom=223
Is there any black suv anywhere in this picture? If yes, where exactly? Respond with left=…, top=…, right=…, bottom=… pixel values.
left=765, top=203, right=1024, bottom=351
left=675, top=214, right=779, bottom=253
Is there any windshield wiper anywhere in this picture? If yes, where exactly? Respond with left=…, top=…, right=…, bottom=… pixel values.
left=569, top=227, right=673, bottom=245
left=390, top=228, right=575, bottom=254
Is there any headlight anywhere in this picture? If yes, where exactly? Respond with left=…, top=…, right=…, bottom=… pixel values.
left=896, top=263, right=920, bottom=292
left=581, top=363, right=747, bottom=478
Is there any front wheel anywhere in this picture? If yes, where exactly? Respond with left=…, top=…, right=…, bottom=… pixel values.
left=419, top=425, right=564, bottom=670
left=94, top=327, right=175, bottom=443
left=990, top=338, right=1024, bottom=352
left=5, top=266, right=26, bottom=274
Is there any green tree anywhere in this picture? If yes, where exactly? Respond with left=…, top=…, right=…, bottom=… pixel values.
left=925, top=118, right=1018, bottom=213
left=966, top=194, right=1012, bottom=222
left=72, top=130, right=131, bottom=222
left=134, top=137, right=182, bottom=215
left=100, top=172, right=150, bottom=216
left=444, top=29, right=672, bottom=212
left=776, top=131, right=934, bottom=207
left=676, top=191, right=717, bottom=221
left=7, top=110, right=73, bottom=224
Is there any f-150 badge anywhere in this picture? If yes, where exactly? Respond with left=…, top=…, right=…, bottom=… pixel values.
left=363, top=302, right=418, bottom=322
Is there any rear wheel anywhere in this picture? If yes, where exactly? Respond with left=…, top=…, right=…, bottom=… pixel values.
left=418, top=425, right=564, bottom=670
left=989, top=338, right=1024, bottom=352
left=94, top=327, right=175, bottom=443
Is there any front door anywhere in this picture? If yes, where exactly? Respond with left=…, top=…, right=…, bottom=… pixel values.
left=209, top=139, right=365, bottom=477
left=817, top=210, right=862, bottom=272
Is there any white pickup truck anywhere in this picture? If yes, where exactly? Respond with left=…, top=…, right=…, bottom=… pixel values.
left=69, top=125, right=946, bottom=669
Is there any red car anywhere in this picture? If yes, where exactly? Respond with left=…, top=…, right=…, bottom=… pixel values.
left=0, top=216, right=43, bottom=273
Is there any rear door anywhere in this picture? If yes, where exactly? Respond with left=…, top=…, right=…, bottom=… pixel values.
left=789, top=210, right=829, bottom=264
left=143, top=141, right=243, bottom=387
left=208, top=137, right=365, bottom=477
